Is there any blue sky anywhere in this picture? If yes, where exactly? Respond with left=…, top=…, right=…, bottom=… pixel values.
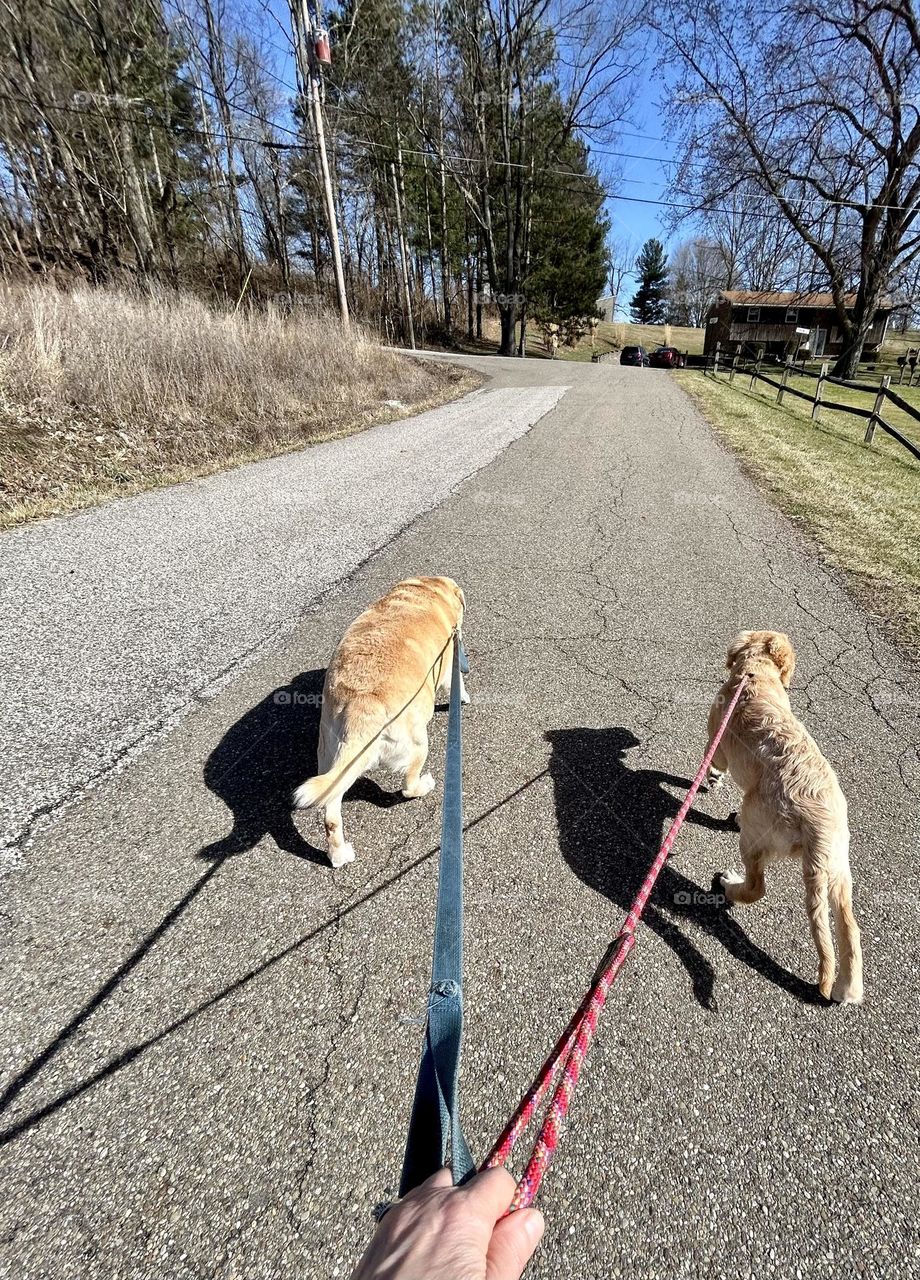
left=598, top=72, right=681, bottom=316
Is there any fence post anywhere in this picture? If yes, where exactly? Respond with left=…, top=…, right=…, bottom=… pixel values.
left=729, top=352, right=739, bottom=383
left=865, top=374, right=890, bottom=445
left=776, top=360, right=791, bottom=405
left=812, top=361, right=828, bottom=421
left=749, top=353, right=761, bottom=390
left=713, top=341, right=721, bottom=377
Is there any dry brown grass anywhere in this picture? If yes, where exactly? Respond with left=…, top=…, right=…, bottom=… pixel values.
left=0, top=284, right=477, bottom=526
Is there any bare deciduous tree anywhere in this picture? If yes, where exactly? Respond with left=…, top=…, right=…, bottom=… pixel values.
left=606, top=233, right=636, bottom=318
left=658, top=0, right=920, bottom=376
left=668, top=236, right=728, bottom=326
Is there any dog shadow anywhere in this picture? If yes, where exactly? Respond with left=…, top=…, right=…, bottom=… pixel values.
left=547, top=727, right=822, bottom=1009
left=199, top=668, right=405, bottom=864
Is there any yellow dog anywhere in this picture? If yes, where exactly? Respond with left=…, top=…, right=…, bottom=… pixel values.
left=293, top=577, right=467, bottom=868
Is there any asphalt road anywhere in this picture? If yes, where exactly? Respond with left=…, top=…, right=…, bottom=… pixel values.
left=1, top=355, right=917, bottom=1280
left=0, top=379, right=565, bottom=862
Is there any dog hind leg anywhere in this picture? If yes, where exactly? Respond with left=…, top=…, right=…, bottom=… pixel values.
left=804, top=871, right=835, bottom=1000
left=829, top=869, right=863, bottom=1004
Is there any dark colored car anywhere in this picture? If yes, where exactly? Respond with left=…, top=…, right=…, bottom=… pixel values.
left=648, top=345, right=687, bottom=369
left=620, top=345, right=649, bottom=366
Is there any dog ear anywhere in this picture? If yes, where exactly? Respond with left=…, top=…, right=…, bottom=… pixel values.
left=726, top=631, right=753, bottom=670
left=766, top=633, right=796, bottom=686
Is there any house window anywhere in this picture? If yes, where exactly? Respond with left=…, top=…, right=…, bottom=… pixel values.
left=785, top=308, right=798, bottom=323
left=747, top=307, right=760, bottom=322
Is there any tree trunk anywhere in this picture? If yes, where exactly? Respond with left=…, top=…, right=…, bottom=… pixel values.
left=433, top=5, right=451, bottom=331
left=832, top=285, right=882, bottom=379
left=517, top=311, right=527, bottom=358
left=466, top=252, right=474, bottom=340
left=832, top=323, right=873, bottom=379
left=498, top=304, right=515, bottom=356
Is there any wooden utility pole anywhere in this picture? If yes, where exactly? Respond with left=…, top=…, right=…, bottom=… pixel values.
left=289, top=0, right=349, bottom=328
left=391, top=162, right=416, bottom=349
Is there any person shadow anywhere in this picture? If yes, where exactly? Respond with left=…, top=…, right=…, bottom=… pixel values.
left=546, top=727, right=822, bottom=1010
left=199, top=668, right=406, bottom=864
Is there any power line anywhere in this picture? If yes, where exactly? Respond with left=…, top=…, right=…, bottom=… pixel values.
left=0, top=89, right=307, bottom=154
left=1, top=83, right=916, bottom=220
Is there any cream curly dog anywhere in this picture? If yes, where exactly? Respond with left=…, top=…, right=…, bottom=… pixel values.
left=707, top=630, right=863, bottom=1004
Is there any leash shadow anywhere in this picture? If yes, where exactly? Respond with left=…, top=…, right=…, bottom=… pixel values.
left=547, top=727, right=822, bottom=1010
left=199, top=668, right=406, bottom=864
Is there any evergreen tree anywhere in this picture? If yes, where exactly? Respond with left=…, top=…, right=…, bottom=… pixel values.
left=629, top=238, right=669, bottom=323
left=527, top=136, right=609, bottom=324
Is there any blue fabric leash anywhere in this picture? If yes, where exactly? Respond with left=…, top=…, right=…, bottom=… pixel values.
left=399, top=631, right=475, bottom=1194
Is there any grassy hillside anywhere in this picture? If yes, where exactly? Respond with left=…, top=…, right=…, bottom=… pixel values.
left=556, top=321, right=706, bottom=362
left=0, top=285, right=477, bottom=528
left=881, top=326, right=920, bottom=361
left=465, top=314, right=706, bottom=360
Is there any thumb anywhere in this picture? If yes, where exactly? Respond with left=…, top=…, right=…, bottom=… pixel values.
left=485, top=1208, right=545, bottom=1280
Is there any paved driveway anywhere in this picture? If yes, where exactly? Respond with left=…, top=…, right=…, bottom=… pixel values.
left=1, top=355, right=917, bottom=1279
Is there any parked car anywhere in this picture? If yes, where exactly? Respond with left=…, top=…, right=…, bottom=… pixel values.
left=648, top=346, right=687, bottom=369
left=620, top=345, right=649, bottom=367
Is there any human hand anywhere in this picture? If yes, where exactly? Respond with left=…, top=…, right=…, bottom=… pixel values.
left=350, top=1167, right=544, bottom=1280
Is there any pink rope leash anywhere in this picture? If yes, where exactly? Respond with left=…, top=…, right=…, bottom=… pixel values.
left=484, top=675, right=747, bottom=1210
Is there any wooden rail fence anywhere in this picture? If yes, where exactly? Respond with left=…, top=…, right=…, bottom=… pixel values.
left=707, top=344, right=920, bottom=466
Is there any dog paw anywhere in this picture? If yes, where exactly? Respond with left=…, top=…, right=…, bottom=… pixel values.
left=403, top=772, right=436, bottom=799
left=707, top=872, right=731, bottom=907
left=461, top=688, right=471, bottom=705
left=329, top=843, right=356, bottom=869
left=705, top=768, right=725, bottom=792
left=831, top=976, right=864, bottom=1005
left=818, top=970, right=835, bottom=1001
left=719, top=869, right=744, bottom=887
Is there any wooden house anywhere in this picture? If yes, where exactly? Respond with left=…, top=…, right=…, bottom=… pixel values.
left=703, top=290, right=891, bottom=360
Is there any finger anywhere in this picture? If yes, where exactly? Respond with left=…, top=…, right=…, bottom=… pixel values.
left=457, top=1167, right=518, bottom=1220
left=398, top=1166, right=453, bottom=1206
left=485, top=1208, right=545, bottom=1280
left=421, top=1167, right=455, bottom=1192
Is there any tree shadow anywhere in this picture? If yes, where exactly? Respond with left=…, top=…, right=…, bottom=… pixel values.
left=546, top=727, right=822, bottom=1010
left=198, top=668, right=408, bottom=865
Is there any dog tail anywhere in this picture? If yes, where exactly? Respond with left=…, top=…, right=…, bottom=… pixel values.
left=292, top=741, right=369, bottom=811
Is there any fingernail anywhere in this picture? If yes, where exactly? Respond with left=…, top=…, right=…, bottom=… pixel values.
left=523, top=1210, right=545, bottom=1245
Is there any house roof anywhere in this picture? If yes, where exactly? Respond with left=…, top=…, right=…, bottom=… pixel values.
left=718, top=290, right=862, bottom=308
left=717, top=289, right=897, bottom=312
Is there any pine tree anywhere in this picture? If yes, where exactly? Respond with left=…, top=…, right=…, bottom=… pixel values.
left=629, top=238, right=669, bottom=323
left=527, top=135, right=609, bottom=325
